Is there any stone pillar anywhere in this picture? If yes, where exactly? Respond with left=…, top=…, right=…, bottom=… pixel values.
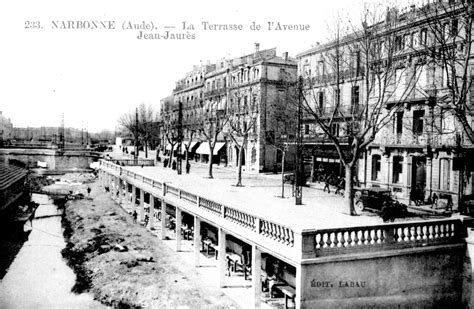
left=218, top=228, right=226, bottom=288
left=131, top=185, right=136, bottom=209
left=295, top=264, right=303, bottom=309
left=118, top=178, right=123, bottom=205
left=115, top=177, right=120, bottom=201
left=139, top=189, right=145, bottom=222
left=110, top=175, right=114, bottom=197
left=149, top=196, right=154, bottom=230
left=176, top=208, right=182, bottom=252
left=251, top=245, right=262, bottom=309
left=161, top=201, right=167, bottom=240
left=426, top=156, right=433, bottom=201
left=194, top=216, right=201, bottom=267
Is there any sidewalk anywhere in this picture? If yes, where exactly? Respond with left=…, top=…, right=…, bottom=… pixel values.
left=108, top=149, right=401, bottom=230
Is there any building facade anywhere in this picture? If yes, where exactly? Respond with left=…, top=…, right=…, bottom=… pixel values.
left=161, top=44, right=298, bottom=172
left=297, top=1, right=473, bottom=207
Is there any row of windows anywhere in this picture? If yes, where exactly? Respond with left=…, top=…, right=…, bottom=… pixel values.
left=205, top=67, right=261, bottom=92
left=371, top=154, right=450, bottom=190
left=315, top=86, right=360, bottom=110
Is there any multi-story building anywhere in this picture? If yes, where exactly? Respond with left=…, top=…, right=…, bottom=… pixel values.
left=161, top=44, right=298, bottom=172
left=297, top=1, right=473, bottom=207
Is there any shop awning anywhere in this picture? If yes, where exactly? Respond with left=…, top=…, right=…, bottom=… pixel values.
left=195, top=142, right=226, bottom=155
left=181, top=141, right=200, bottom=154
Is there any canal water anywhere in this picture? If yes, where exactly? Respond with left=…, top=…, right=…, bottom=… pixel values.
left=0, top=193, right=105, bottom=309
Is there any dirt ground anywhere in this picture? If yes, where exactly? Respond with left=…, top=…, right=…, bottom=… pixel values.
left=62, top=178, right=237, bottom=309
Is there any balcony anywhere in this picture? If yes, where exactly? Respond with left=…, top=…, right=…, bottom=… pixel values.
left=204, top=87, right=227, bottom=97
left=379, top=133, right=458, bottom=148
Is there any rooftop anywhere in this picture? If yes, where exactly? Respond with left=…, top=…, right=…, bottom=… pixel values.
left=0, top=163, right=27, bottom=191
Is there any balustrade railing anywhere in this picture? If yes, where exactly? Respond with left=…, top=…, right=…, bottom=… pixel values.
left=166, top=185, right=179, bottom=197
left=224, top=207, right=256, bottom=231
left=105, top=158, right=155, bottom=166
left=180, top=189, right=197, bottom=204
left=310, top=219, right=463, bottom=257
left=260, top=219, right=295, bottom=247
left=198, top=197, right=222, bottom=216
left=100, top=160, right=466, bottom=257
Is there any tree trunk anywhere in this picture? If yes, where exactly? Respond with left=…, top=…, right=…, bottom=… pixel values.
left=208, top=142, right=214, bottom=178
left=344, top=165, right=356, bottom=215
left=145, top=140, right=148, bottom=158
left=169, top=145, right=174, bottom=169
left=185, top=147, right=190, bottom=173
left=236, top=145, right=243, bottom=186
left=281, top=150, right=285, bottom=198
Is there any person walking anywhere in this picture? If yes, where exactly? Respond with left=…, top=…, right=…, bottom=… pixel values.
left=323, top=173, right=333, bottom=193
left=186, top=162, right=191, bottom=174
left=132, top=210, right=138, bottom=224
left=335, top=177, right=345, bottom=196
left=87, top=187, right=91, bottom=197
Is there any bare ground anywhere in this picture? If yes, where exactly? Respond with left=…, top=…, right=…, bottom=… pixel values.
left=61, top=179, right=237, bottom=309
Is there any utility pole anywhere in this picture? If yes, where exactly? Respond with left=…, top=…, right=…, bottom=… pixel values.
left=295, top=76, right=303, bottom=205
left=135, top=107, right=139, bottom=160
left=177, top=101, right=183, bottom=175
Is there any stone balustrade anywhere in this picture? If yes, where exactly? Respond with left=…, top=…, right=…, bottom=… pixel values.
left=198, top=197, right=223, bottom=216
left=105, top=158, right=155, bottom=166
left=305, top=219, right=464, bottom=258
left=100, top=160, right=469, bottom=261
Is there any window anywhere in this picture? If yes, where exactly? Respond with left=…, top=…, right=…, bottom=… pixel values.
left=420, top=29, right=427, bottom=45
left=351, top=86, right=359, bottom=110
left=392, top=156, right=403, bottom=184
left=334, top=88, right=341, bottom=104
left=330, top=122, right=340, bottom=137
left=318, top=61, right=325, bottom=76
left=303, top=64, right=310, bottom=77
left=452, top=19, right=458, bottom=37
left=395, top=36, right=403, bottom=51
left=351, top=51, right=361, bottom=76
left=404, top=34, right=412, bottom=48
left=396, top=112, right=404, bottom=134
left=439, top=158, right=450, bottom=191
left=412, top=32, right=418, bottom=47
left=413, top=110, right=425, bottom=135
left=304, top=124, right=310, bottom=135
left=318, top=92, right=324, bottom=113
left=372, top=155, right=381, bottom=181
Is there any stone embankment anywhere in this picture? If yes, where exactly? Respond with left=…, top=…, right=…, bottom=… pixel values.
left=62, top=179, right=236, bottom=308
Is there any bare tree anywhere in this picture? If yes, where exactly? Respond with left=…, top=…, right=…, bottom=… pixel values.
left=197, top=99, right=228, bottom=179
left=415, top=1, right=474, bottom=141
left=137, top=103, right=159, bottom=158
left=226, top=88, right=259, bottom=186
left=300, top=7, right=420, bottom=214
left=118, top=103, right=159, bottom=159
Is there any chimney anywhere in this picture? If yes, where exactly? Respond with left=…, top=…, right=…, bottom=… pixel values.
left=283, top=52, right=288, bottom=62
left=254, top=43, right=260, bottom=54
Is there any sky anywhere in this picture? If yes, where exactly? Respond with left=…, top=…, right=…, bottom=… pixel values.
left=0, top=0, right=417, bottom=133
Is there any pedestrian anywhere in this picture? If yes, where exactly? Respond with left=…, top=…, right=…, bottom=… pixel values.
left=186, top=162, right=191, bottom=174
left=323, top=173, right=332, bottom=193
left=172, top=160, right=177, bottom=170
left=335, top=177, right=345, bottom=196
left=87, top=187, right=91, bottom=197
left=132, top=210, right=138, bottom=223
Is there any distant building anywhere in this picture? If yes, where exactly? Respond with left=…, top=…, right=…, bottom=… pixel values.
left=161, top=44, right=298, bottom=172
